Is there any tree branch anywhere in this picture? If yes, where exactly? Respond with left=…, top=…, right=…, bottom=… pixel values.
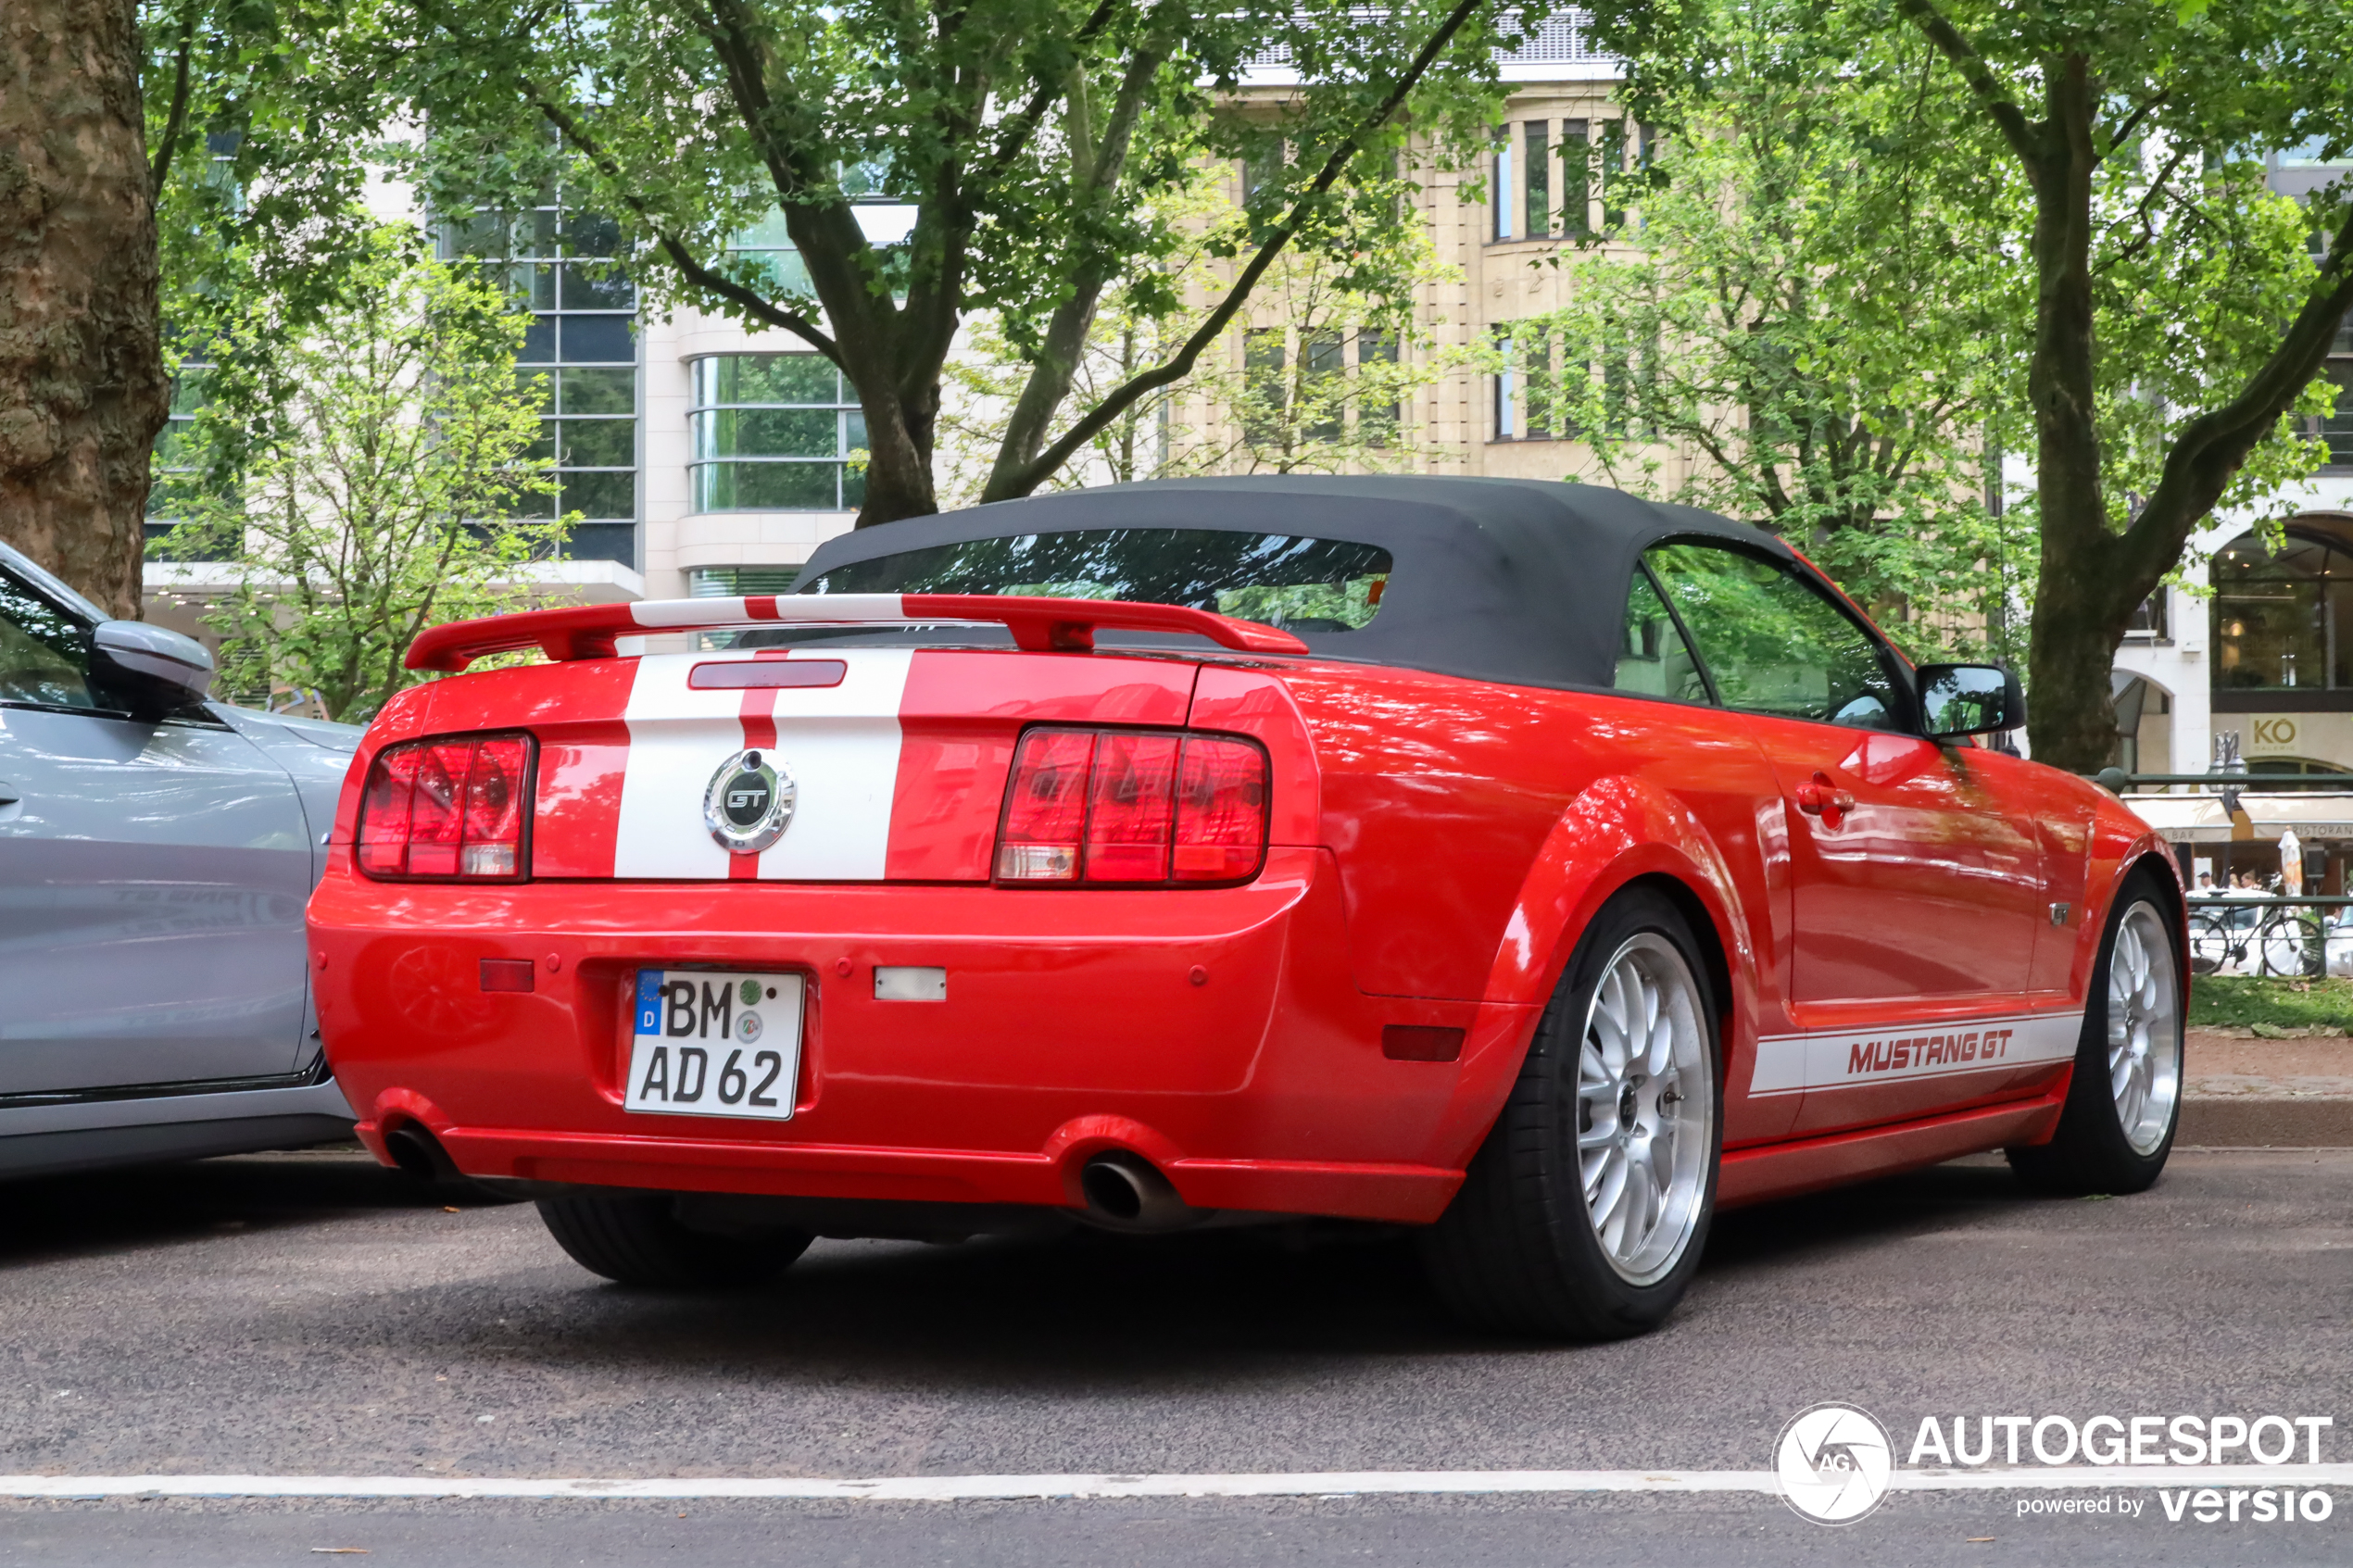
left=1891, top=0, right=2039, bottom=166
left=149, top=1, right=199, bottom=198
left=972, top=0, right=1126, bottom=191
left=413, top=0, right=845, bottom=362
left=995, top=0, right=1491, bottom=497
left=524, top=81, right=845, bottom=365
left=980, top=39, right=1169, bottom=498
left=2095, top=139, right=2193, bottom=274
left=2123, top=198, right=2353, bottom=586
left=2102, top=90, right=2169, bottom=162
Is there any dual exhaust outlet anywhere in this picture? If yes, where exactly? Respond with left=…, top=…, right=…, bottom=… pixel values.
left=390, top=1120, right=1200, bottom=1233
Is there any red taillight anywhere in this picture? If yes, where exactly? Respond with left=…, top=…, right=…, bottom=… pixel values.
left=1172, top=736, right=1268, bottom=882
left=995, top=727, right=1267, bottom=885
left=995, top=729, right=1094, bottom=881
left=357, top=733, right=532, bottom=880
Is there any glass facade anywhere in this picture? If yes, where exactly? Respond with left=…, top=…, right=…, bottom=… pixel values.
left=727, top=213, right=813, bottom=298
left=689, top=566, right=805, bottom=597
left=2212, top=531, right=2353, bottom=692
left=441, top=205, right=639, bottom=566
left=688, top=355, right=866, bottom=512
left=143, top=358, right=233, bottom=559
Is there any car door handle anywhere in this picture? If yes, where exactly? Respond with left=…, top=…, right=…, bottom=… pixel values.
left=1795, top=778, right=1855, bottom=818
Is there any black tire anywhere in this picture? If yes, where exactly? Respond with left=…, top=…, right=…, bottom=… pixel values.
left=535, top=1191, right=812, bottom=1288
left=1419, top=888, right=1723, bottom=1340
left=2007, top=872, right=2185, bottom=1196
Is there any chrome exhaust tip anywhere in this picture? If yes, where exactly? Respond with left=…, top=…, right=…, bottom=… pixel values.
left=1078, top=1153, right=1195, bottom=1232
left=382, top=1122, right=461, bottom=1185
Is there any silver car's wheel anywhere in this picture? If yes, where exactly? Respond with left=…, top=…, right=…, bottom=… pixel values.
left=1578, top=934, right=1713, bottom=1286
left=2008, top=876, right=2184, bottom=1196
left=2108, top=902, right=2182, bottom=1156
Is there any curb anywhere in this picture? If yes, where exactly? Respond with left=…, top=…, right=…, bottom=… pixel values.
left=2179, top=1096, right=2353, bottom=1148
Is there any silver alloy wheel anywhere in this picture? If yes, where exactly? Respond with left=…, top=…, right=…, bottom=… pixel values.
left=1576, top=933, right=1714, bottom=1286
left=2108, top=900, right=2183, bottom=1156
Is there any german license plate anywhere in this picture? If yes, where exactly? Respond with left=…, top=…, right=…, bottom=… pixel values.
left=624, top=970, right=804, bottom=1122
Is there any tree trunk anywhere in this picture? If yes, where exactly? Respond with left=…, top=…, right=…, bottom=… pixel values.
left=2016, top=54, right=2120, bottom=773
left=1898, top=5, right=2353, bottom=776
left=850, top=377, right=939, bottom=528
left=0, top=0, right=166, bottom=618
left=2025, top=532, right=2133, bottom=770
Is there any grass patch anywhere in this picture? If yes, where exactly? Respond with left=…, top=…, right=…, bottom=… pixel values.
left=2189, top=975, right=2353, bottom=1033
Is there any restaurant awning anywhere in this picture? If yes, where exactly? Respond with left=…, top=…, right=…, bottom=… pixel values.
left=2118, top=792, right=2353, bottom=844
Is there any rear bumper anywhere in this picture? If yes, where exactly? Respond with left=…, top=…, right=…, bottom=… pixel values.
left=308, top=848, right=1538, bottom=1223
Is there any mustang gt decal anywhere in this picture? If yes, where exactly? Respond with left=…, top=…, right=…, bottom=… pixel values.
left=1747, top=1010, right=2084, bottom=1098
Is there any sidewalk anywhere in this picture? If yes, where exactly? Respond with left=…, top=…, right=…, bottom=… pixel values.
left=2181, top=1030, right=2353, bottom=1147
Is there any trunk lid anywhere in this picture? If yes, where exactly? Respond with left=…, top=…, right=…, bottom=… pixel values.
left=528, top=647, right=1202, bottom=881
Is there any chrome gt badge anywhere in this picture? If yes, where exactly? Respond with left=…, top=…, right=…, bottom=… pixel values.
left=704, top=748, right=796, bottom=855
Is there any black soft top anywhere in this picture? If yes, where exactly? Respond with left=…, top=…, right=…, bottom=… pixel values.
left=793, top=475, right=1797, bottom=692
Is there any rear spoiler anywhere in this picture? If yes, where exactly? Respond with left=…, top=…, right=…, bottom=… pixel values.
left=404, top=593, right=1311, bottom=671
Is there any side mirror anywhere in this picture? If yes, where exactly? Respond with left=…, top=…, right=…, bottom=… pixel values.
left=91, top=620, right=215, bottom=716
left=1917, top=663, right=2023, bottom=740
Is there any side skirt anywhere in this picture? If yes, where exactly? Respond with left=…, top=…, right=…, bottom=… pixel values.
left=1717, top=1090, right=2067, bottom=1210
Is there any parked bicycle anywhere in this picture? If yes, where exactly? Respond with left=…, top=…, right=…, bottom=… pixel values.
left=2187, top=899, right=2343, bottom=977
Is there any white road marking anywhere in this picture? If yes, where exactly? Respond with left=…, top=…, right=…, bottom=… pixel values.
left=5, top=1465, right=2350, bottom=1500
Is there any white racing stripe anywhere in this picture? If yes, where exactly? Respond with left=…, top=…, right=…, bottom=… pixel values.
left=6, top=1465, right=2350, bottom=1500
left=610, top=650, right=913, bottom=881
left=629, top=595, right=909, bottom=630
left=1749, top=1010, right=2083, bottom=1098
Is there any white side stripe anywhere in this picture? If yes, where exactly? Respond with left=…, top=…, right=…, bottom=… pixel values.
left=5, top=1464, right=2349, bottom=1500
left=1749, top=1010, right=2082, bottom=1098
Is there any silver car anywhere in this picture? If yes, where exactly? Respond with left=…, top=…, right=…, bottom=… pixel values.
left=0, top=539, right=358, bottom=1176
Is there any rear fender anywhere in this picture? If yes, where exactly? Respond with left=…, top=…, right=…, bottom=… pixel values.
left=1432, top=774, right=1768, bottom=1164
left=1481, top=773, right=1758, bottom=1010
left=1186, top=665, right=1322, bottom=847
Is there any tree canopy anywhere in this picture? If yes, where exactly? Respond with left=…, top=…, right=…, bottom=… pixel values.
left=383, top=0, right=1561, bottom=526
left=1592, top=0, right=2353, bottom=768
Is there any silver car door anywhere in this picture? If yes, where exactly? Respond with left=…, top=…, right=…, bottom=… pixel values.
left=0, top=574, right=311, bottom=1095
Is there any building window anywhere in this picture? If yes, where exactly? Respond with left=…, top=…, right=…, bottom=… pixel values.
left=1601, top=119, right=1631, bottom=229
left=144, top=354, right=236, bottom=560
left=2123, top=588, right=2171, bottom=641
left=1490, top=128, right=1515, bottom=242
left=2321, top=361, right=2353, bottom=468
left=1359, top=330, right=1400, bottom=446
left=689, top=566, right=805, bottom=597
left=1524, top=121, right=1550, bottom=237
left=728, top=213, right=812, bottom=297
left=688, top=355, right=866, bottom=511
left=1492, top=326, right=1516, bottom=439
left=1561, top=119, right=1592, bottom=237
left=441, top=202, right=640, bottom=567
left=2212, top=528, right=2353, bottom=691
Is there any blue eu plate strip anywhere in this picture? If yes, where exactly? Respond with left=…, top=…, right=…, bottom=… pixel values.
left=633, top=970, right=663, bottom=1035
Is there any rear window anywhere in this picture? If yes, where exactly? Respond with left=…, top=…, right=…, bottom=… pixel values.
left=800, top=528, right=1394, bottom=633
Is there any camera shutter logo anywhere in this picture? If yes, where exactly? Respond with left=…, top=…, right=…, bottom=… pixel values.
left=1776, top=1403, right=1894, bottom=1524
left=704, top=749, right=797, bottom=855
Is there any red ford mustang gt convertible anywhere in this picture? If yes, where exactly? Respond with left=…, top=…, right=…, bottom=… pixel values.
left=309, top=477, right=2184, bottom=1339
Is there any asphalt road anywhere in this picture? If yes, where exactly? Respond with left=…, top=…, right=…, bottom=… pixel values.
left=2, top=1146, right=2349, bottom=1565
